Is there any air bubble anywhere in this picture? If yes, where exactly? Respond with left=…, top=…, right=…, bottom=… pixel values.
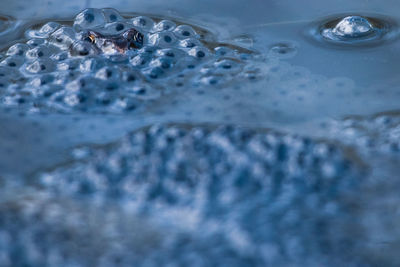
left=316, top=14, right=395, bottom=46
left=333, top=16, right=373, bottom=38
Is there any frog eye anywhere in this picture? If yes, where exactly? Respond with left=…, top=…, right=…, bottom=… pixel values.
left=134, top=32, right=143, bottom=44
left=129, top=42, right=136, bottom=49
left=84, top=34, right=96, bottom=44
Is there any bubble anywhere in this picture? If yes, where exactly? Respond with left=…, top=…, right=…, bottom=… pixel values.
left=74, top=8, right=106, bottom=30
left=316, top=14, right=394, bottom=46
left=101, top=8, right=124, bottom=23
left=334, top=16, right=373, bottom=38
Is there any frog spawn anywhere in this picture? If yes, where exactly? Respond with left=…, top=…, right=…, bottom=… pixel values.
left=32, top=124, right=365, bottom=266
left=327, top=112, right=400, bottom=154
left=0, top=8, right=261, bottom=114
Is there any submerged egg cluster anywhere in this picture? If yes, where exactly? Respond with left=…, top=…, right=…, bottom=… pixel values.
left=328, top=113, right=400, bottom=154
left=0, top=8, right=260, bottom=114
left=26, top=124, right=365, bottom=266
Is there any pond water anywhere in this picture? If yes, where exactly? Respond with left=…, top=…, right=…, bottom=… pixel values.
left=0, top=1, right=399, bottom=266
